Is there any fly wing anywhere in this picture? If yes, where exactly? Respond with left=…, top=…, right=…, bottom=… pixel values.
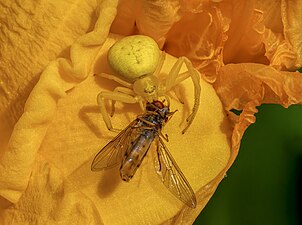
left=154, top=137, right=197, bottom=208
left=91, top=120, right=140, bottom=171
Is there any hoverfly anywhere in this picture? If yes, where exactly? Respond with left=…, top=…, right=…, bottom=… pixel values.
left=91, top=100, right=196, bottom=208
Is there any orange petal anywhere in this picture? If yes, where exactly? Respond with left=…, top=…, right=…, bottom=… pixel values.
left=165, top=4, right=228, bottom=83
left=214, top=63, right=302, bottom=155
left=257, top=0, right=302, bottom=70
left=281, top=0, right=302, bottom=66
left=214, top=63, right=302, bottom=110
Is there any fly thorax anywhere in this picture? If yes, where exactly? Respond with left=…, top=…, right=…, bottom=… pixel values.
left=133, top=75, right=159, bottom=102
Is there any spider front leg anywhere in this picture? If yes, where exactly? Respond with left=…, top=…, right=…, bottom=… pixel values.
left=164, top=56, right=201, bottom=134
left=111, top=87, right=145, bottom=116
left=97, top=91, right=139, bottom=132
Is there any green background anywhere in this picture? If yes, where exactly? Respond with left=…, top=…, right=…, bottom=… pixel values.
left=194, top=104, right=302, bottom=225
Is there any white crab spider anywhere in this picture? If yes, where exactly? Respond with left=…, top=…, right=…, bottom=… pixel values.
left=96, top=35, right=201, bottom=133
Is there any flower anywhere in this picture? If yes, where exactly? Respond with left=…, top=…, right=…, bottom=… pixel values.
left=0, top=0, right=301, bottom=224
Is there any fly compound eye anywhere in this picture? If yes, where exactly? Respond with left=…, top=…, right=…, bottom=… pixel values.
left=153, top=100, right=164, bottom=109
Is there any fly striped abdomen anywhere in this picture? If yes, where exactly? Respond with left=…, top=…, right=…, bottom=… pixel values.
left=120, top=130, right=155, bottom=182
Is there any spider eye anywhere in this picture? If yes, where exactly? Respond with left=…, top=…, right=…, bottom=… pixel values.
left=144, top=84, right=156, bottom=93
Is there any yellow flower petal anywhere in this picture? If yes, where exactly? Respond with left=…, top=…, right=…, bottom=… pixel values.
left=0, top=0, right=118, bottom=203
left=1, top=0, right=301, bottom=224
left=0, top=0, right=100, bottom=150
left=0, top=34, right=232, bottom=224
